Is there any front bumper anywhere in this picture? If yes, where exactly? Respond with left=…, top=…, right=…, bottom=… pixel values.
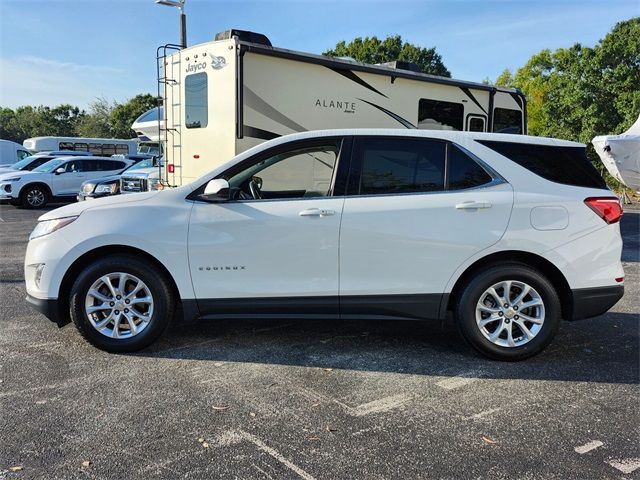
left=569, top=285, right=624, bottom=321
left=26, top=293, right=67, bottom=326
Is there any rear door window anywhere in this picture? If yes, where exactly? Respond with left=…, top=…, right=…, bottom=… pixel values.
left=477, top=140, right=606, bottom=189
left=448, top=145, right=493, bottom=190
left=352, top=138, right=446, bottom=195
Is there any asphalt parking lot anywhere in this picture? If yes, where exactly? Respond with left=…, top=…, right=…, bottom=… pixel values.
left=1, top=203, right=638, bottom=480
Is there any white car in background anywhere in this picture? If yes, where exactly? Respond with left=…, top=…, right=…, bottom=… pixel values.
left=24, top=129, right=624, bottom=360
left=1, top=156, right=133, bottom=208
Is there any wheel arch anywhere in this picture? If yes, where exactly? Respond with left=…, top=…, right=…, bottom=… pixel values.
left=445, top=250, right=573, bottom=320
left=19, top=182, right=52, bottom=200
left=57, top=245, right=192, bottom=326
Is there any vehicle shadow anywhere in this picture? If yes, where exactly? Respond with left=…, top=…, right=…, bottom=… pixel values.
left=136, top=310, right=639, bottom=385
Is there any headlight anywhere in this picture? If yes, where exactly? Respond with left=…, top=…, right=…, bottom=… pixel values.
left=82, top=183, right=96, bottom=193
left=95, top=182, right=117, bottom=194
left=29, top=216, right=78, bottom=240
left=149, top=179, right=164, bottom=191
left=5, top=177, right=21, bottom=182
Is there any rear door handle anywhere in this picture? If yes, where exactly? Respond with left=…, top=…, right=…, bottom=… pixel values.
left=455, top=201, right=492, bottom=209
left=299, top=208, right=335, bottom=217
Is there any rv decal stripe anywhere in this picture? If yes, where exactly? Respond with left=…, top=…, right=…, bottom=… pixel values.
left=509, top=92, right=523, bottom=109
left=460, top=87, right=487, bottom=115
left=243, top=125, right=281, bottom=140
left=328, top=67, right=388, bottom=98
left=356, top=98, right=417, bottom=129
left=244, top=87, right=307, bottom=132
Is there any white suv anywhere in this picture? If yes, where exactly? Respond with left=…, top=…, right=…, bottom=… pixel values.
left=24, top=130, right=624, bottom=360
left=1, top=156, right=133, bottom=208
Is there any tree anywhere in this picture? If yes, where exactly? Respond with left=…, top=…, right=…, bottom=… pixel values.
left=109, top=94, right=157, bottom=138
left=494, top=18, right=639, bottom=187
left=323, top=35, right=451, bottom=77
left=76, top=97, right=115, bottom=138
left=496, top=18, right=639, bottom=141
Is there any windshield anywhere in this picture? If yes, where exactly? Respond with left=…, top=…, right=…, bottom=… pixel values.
left=10, top=155, right=40, bottom=170
left=123, top=157, right=159, bottom=171
left=33, top=159, right=65, bottom=173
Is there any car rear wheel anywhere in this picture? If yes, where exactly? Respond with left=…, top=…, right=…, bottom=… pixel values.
left=69, top=255, right=175, bottom=352
left=455, top=263, right=561, bottom=361
left=20, top=184, right=49, bottom=209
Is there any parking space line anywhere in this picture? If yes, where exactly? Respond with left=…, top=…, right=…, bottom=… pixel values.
left=436, top=370, right=484, bottom=390
left=463, top=407, right=502, bottom=421
left=212, top=430, right=316, bottom=480
left=607, top=458, right=640, bottom=474
left=352, top=394, right=413, bottom=417
left=574, top=440, right=603, bottom=454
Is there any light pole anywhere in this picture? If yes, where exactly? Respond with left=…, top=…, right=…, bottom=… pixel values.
left=155, top=0, right=186, bottom=49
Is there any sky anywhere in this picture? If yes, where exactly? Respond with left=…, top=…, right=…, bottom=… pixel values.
left=0, top=0, right=638, bottom=109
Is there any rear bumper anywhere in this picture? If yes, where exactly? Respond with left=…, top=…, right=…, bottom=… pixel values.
left=26, top=294, right=66, bottom=326
left=569, top=285, right=624, bottom=321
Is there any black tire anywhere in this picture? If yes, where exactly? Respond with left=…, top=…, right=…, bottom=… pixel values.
left=455, top=263, right=561, bottom=361
left=20, top=183, right=50, bottom=209
left=69, top=255, right=175, bottom=352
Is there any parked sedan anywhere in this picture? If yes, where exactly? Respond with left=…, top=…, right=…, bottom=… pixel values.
left=78, top=156, right=158, bottom=201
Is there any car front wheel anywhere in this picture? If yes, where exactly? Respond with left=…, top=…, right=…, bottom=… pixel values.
left=455, top=263, right=561, bottom=361
left=69, top=255, right=175, bottom=352
left=20, top=184, right=49, bottom=209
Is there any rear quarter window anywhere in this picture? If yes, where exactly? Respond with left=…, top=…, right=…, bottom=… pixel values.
left=476, top=140, right=607, bottom=189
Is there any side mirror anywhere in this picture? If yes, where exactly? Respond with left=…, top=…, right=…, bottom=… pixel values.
left=200, top=178, right=230, bottom=202
left=55, top=167, right=65, bottom=175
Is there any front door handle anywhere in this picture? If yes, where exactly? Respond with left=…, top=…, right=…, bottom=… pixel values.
left=299, top=208, right=335, bottom=217
left=455, top=201, right=492, bottom=210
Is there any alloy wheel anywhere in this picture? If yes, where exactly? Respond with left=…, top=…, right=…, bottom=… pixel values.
left=84, top=272, right=154, bottom=339
left=475, top=280, right=545, bottom=348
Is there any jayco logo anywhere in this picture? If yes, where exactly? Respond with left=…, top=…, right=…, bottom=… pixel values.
left=184, top=55, right=227, bottom=73
left=210, top=56, right=226, bottom=69
left=185, top=62, right=207, bottom=73
left=315, top=98, right=356, bottom=113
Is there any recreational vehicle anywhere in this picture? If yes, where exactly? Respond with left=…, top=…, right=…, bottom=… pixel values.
left=124, top=29, right=527, bottom=192
left=24, top=137, right=138, bottom=156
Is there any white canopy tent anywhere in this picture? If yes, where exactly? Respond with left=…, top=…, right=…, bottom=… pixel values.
left=592, top=115, right=640, bottom=192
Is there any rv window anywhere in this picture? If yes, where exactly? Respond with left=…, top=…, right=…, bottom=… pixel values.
left=493, top=108, right=522, bottom=134
left=89, top=143, right=103, bottom=155
left=355, top=138, right=446, bottom=195
left=418, top=99, right=463, bottom=131
left=102, top=144, right=116, bottom=156
left=468, top=117, right=485, bottom=132
left=59, top=142, right=73, bottom=150
left=116, top=144, right=129, bottom=154
left=185, top=72, right=208, bottom=129
left=447, top=144, right=492, bottom=190
left=74, top=142, right=88, bottom=151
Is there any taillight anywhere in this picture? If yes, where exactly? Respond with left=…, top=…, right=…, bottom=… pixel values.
left=584, top=197, right=623, bottom=224
left=168, top=163, right=175, bottom=173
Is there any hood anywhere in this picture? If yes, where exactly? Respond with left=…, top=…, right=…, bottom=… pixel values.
left=121, top=167, right=159, bottom=177
left=82, top=174, right=122, bottom=185
left=38, top=191, right=160, bottom=221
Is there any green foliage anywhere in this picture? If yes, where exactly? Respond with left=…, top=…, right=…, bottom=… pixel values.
left=109, top=94, right=157, bottom=139
left=76, top=97, right=115, bottom=138
left=494, top=18, right=640, bottom=192
left=0, top=93, right=156, bottom=143
left=323, top=35, right=451, bottom=77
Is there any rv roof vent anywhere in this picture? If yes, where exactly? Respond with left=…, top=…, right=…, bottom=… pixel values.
left=376, top=61, right=422, bottom=73
left=214, top=29, right=272, bottom=47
